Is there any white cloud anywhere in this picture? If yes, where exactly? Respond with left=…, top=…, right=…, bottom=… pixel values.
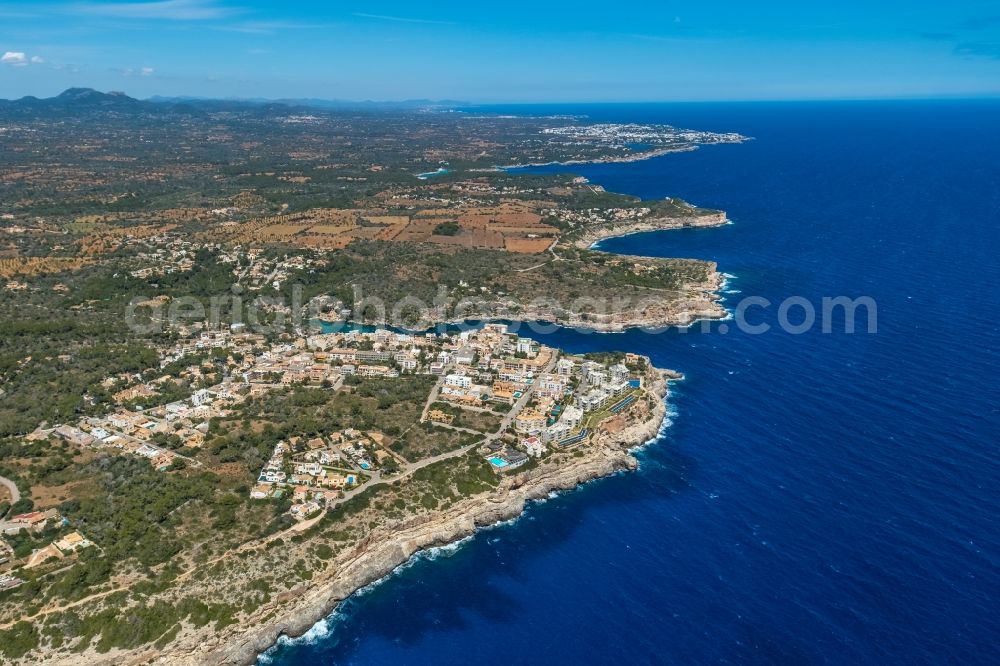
left=121, top=66, right=156, bottom=77
left=71, top=0, right=237, bottom=21
left=1, top=51, right=28, bottom=65
left=30, top=55, right=44, bottom=63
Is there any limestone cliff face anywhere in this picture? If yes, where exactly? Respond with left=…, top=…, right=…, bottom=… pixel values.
left=209, top=453, right=653, bottom=665
left=45, top=366, right=674, bottom=666
left=571, top=211, right=729, bottom=251
left=147, top=455, right=642, bottom=666
left=428, top=292, right=726, bottom=333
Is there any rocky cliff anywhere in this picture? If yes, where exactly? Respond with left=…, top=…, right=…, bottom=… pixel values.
left=571, top=210, right=729, bottom=251
left=76, top=366, right=675, bottom=666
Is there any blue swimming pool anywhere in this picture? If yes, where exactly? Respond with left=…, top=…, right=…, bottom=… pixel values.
left=488, top=457, right=508, bottom=468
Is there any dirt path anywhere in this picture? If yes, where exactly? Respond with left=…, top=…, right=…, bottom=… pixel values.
left=0, top=509, right=328, bottom=630
left=173, top=510, right=327, bottom=584
left=0, top=587, right=121, bottom=630
left=419, top=364, right=453, bottom=422
left=1, top=352, right=559, bottom=632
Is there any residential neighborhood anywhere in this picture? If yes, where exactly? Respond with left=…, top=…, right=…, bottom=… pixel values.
left=2, top=314, right=654, bottom=593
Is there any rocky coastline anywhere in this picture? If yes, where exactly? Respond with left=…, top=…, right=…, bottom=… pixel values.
left=25, top=203, right=716, bottom=665
left=571, top=210, right=729, bottom=251
left=495, top=144, right=698, bottom=170
left=332, top=210, right=730, bottom=335
left=77, top=364, right=674, bottom=666
left=398, top=282, right=726, bottom=334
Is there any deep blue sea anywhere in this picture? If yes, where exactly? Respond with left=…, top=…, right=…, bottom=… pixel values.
left=263, top=101, right=1000, bottom=665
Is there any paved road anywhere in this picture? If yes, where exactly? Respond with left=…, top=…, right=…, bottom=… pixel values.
left=327, top=440, right=481, bottom=511
left=0, top=476, right=19, bottom=505
left=329, top=350, right=559, bottom=511
left=448, top=403, right=504, bottom=415
left=0, top=352, right=563, bottom=630
left=419, top=362, right=455, bottom=421
left=433, top=423, right=486, bottom=436
left=490, top=351, right=559, bottom=440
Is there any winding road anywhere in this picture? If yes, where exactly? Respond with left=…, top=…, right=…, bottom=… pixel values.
left=0, top=351, right=564, bottom=632
left=330, top=349, right=558, bottom=511
left=0, top=475, right=19, bottom=505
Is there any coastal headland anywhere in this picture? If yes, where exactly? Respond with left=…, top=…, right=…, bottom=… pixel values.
left=572, top=210, right=729, bottom=251
left=0, top=92, right=741, bottom=664
left=25, top=362, right=676, bottom=666
left=163, top=366, right=674, bottom=666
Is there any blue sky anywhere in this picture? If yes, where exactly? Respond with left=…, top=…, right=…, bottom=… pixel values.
left=1, top=0, right=999, bottom=101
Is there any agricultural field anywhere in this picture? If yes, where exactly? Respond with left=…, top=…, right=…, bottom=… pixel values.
left=0, top=257, right=92, bottom=279
left=196, top=201, right=559, bottom=254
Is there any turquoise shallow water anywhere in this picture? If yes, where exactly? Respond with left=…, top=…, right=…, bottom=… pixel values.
left=263, top=100, right=1000, bottom=665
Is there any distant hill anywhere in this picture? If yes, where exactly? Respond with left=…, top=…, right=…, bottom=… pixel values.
left=55, top=87, right=138, bottom=104
left=7, top=87, right=153, bottom=108
left=0, top=88, right=203, bottom=118
left=0, top=88, right=466, bottom=119
left=148, top=95, right=468, bottom=111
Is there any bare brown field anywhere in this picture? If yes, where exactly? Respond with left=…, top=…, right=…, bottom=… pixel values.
left=298, top=235, right=352, bottom=249
left=31, top=479, right=92, bottom=510
left=504, top=236, right=555, bottom=253
left=373, top=223, right=407, bottom=241
left=259, top=224, right=312, bottom=238
left=198, top=200, right=559, bottom=253
left=458, top=211, right=544, bottom=227
left=430, top=229, right=505, bottom=249
left=306, top=224, right=356, bottom=235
